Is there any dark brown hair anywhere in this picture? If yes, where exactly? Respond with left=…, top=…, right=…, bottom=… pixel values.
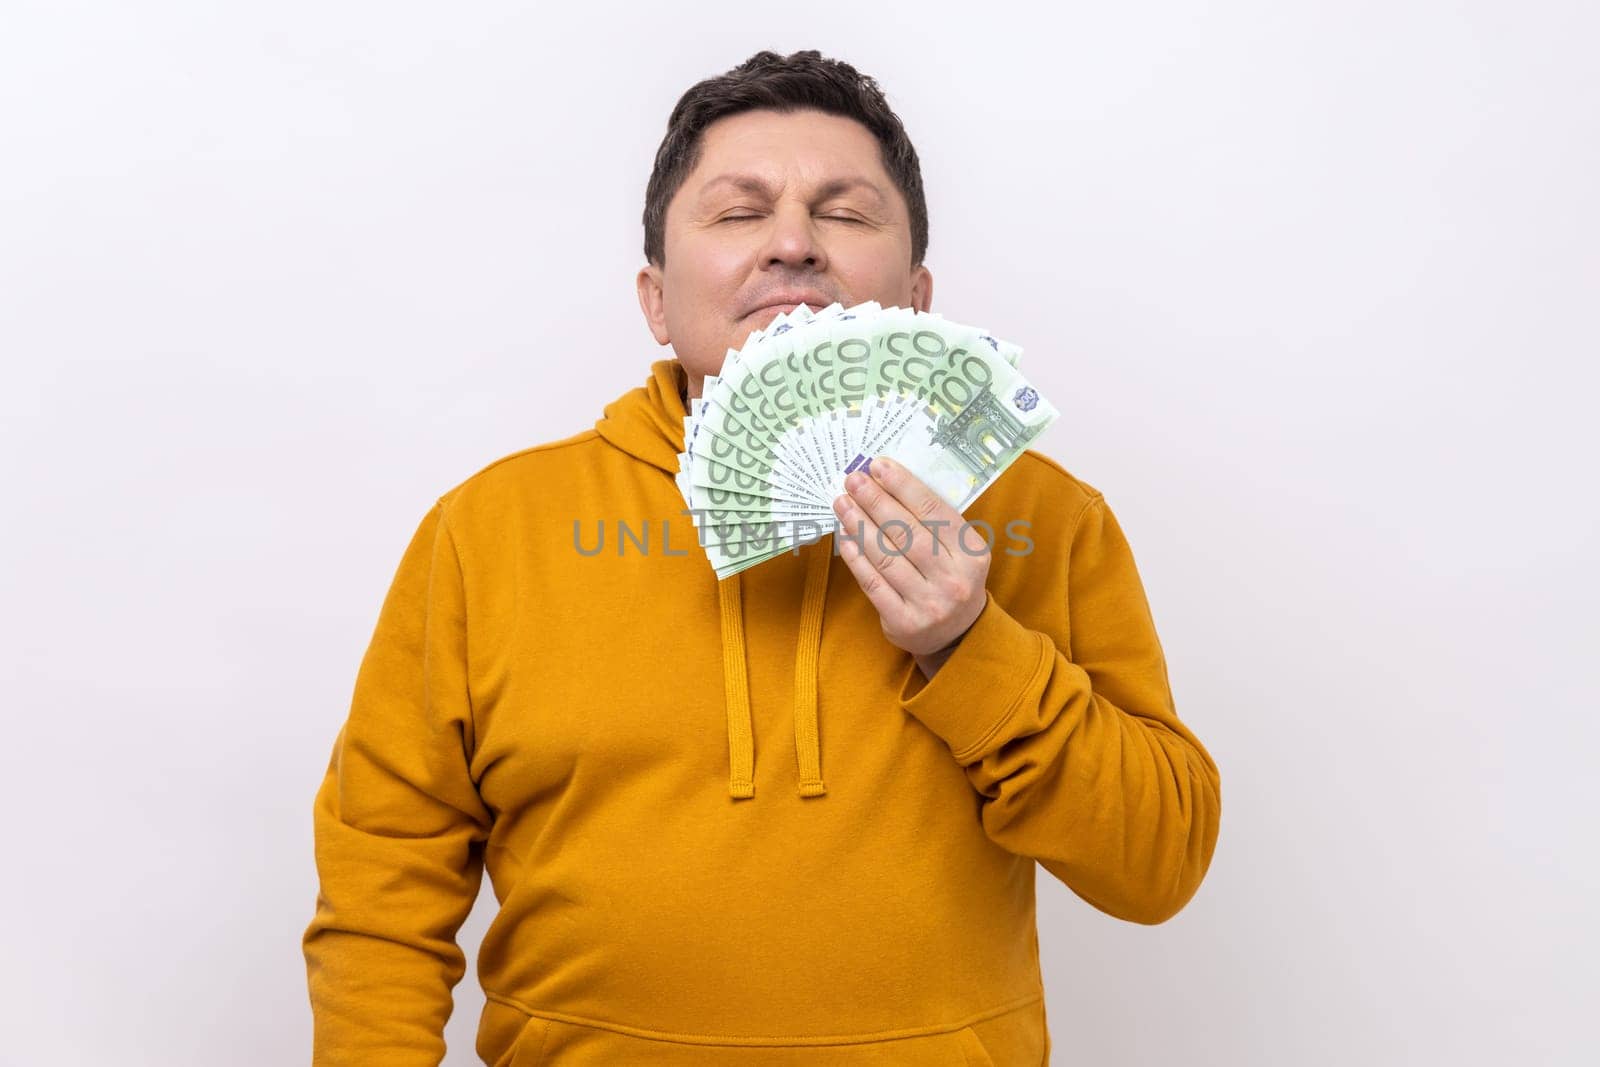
left=642, top=49, right=928, bottom=269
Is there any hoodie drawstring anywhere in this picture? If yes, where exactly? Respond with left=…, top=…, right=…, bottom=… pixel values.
left=719, top=570, right=755, bottom=799
left=718, top=539, right=832, bottom=799
left=793, top=541, right=831, bottom=797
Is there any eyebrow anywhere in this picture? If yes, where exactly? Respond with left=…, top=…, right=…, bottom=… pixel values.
left=697, top=172, right=889, bottom=209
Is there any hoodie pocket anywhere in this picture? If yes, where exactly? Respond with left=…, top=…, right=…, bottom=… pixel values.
left=479, top=995, right=1016, bottom=1065
left=493, top=1016, right=994, bottom=1064
left=473, top=998, right=1043, bottom=1062
left=954, top=1024, right=998, bottom=1067
left=477, top=998, right=553, bottom=1067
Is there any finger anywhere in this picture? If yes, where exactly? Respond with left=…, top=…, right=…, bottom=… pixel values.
left=862, top=455, right=966, bottom=570
left=829, top=507, right=909, bottom=615
left=832, top=493, right=921, bottom=599
left=842, top=465, right=937, bottom=581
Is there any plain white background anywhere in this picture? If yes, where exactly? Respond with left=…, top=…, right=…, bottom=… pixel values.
left=2, top=1, right=1595, bottom=1063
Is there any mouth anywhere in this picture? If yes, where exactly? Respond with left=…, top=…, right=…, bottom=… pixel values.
left=752, top=302, right=818, bottom=316
left=745, top=298, right=829, bottom=321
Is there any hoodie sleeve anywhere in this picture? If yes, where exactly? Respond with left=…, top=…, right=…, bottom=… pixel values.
left=302, top=499, right=492, bottom=1065
left=896, top=492, right=1221, bottom=925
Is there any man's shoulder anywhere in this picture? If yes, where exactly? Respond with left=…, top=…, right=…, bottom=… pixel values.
left=992, top=448, right=1106, bottom=514
left=958, top=449, right=1107, bottom=549
left=435, top=428, right=606, bottom=515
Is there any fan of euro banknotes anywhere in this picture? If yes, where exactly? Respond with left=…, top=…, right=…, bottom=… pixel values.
left=676, top=301, right=1059, bottom=579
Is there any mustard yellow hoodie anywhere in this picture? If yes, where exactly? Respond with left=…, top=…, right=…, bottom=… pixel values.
left=302, top=357, right=1222, bottom=1066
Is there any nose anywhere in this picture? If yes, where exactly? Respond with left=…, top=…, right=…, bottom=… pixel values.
left=756, top=200, right=829, bottom=273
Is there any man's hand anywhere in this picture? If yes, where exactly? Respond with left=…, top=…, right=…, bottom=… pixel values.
left=831, top=455, right=990, bottom=674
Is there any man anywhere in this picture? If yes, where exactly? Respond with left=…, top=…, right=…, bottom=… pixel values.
left=303, top=49, right=1222, bottom=1066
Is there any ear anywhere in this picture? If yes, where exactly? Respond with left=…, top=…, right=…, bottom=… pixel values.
left=910, top=264, right=934, bottom=313
left=636, top=264, right=671, bottom=345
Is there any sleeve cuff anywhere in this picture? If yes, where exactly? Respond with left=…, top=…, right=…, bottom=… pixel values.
left=896, top=588, right=1054, bottom=762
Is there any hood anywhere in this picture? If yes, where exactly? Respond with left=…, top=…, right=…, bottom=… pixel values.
left=594, top=357, right=831, bottom=801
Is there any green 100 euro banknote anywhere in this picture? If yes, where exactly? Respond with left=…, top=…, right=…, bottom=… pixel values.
left=675, top=300, right=1059, bottom=580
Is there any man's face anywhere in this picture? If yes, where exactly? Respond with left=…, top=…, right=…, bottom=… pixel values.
left=637, top=107, right=933, bottom=401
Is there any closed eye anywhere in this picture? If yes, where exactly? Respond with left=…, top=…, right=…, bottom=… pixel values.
left=717, top=214, right=866, bottom=224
